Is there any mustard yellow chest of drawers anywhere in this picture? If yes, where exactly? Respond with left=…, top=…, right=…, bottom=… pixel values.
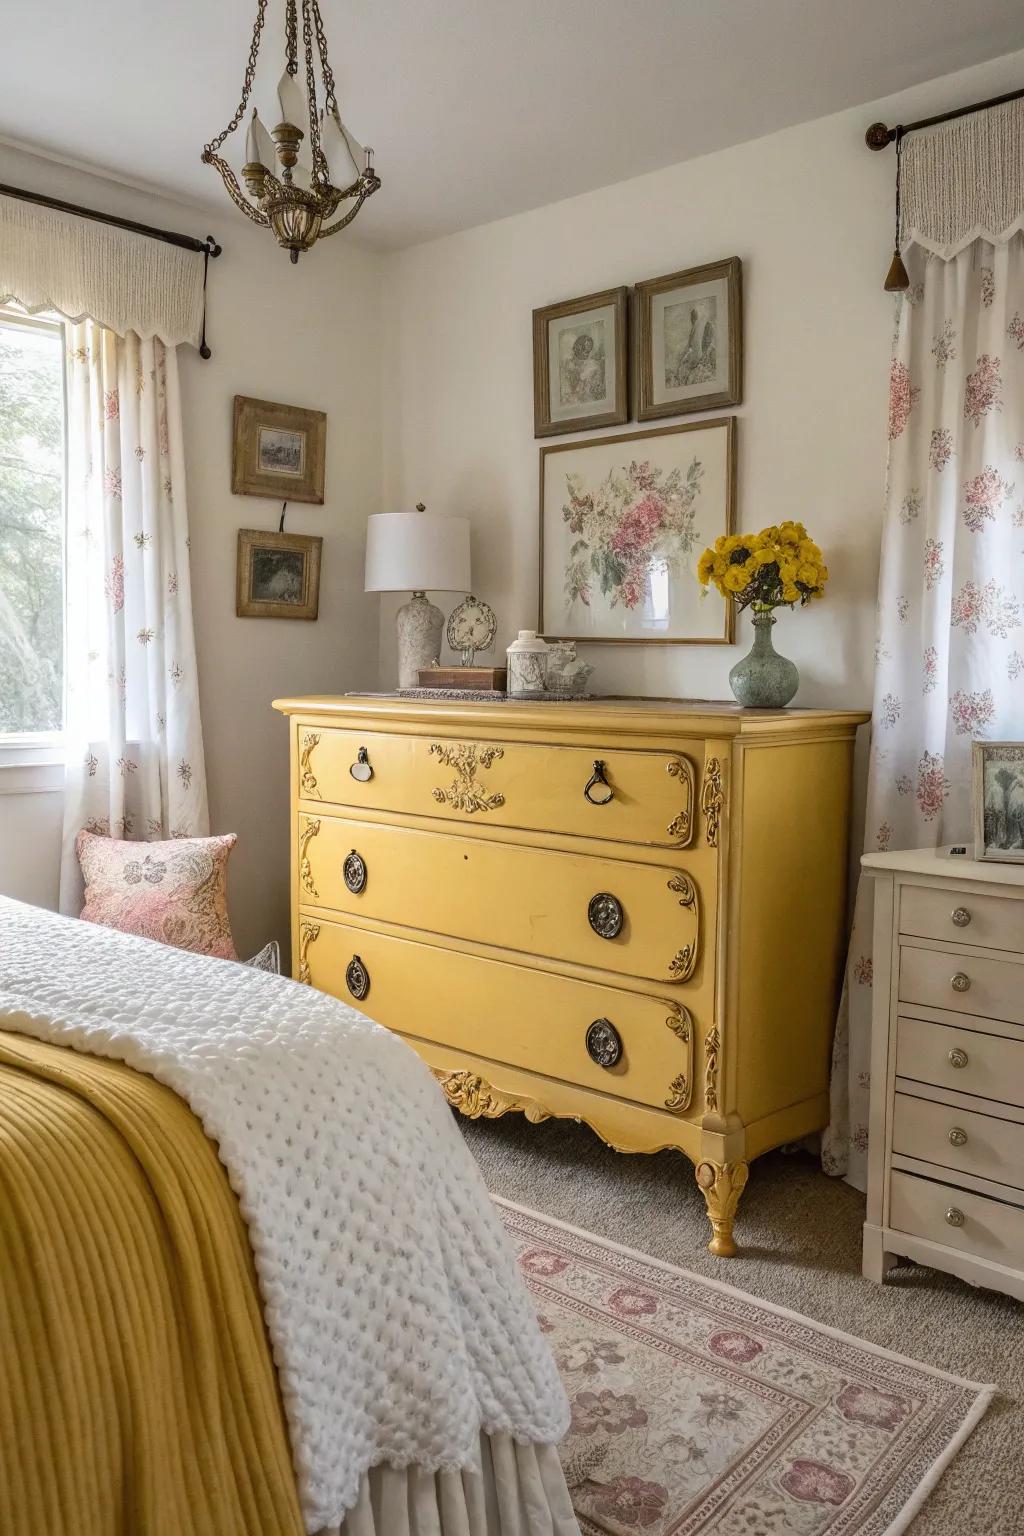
left=273, top=694, right=867, bottom=1254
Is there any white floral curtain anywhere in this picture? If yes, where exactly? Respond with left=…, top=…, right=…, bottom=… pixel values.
left=824, top=232, right=1024, bottom=1185
left=59, top=320, right=209, bottom=913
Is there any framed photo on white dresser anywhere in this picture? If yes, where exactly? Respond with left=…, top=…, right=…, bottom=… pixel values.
left=972, top=739, right=1024, bottom=863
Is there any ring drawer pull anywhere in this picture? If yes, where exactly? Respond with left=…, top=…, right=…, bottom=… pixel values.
left=948, top=1046, right=969, bottom=1069
left=343, top=849, right=367, bottom=895
left=948, top=1126, right=968, bottom=1147
left=951, top=906, right=972, bottom=928
left=345, top=954, right=370, bottom=1001
left=585, top=1017, right=622, bottom=1068
left=588, top=892, right=624, bottom=939
left=583, top=760, right=614, bottom=806
left=350, top=746, right=374, bottom=782
left=950, top=971, right=971, bottom=994
left=944, top=1206, right=966, bottom=1228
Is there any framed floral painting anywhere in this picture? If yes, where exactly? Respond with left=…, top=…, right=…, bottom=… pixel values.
left=634, top=257, right=742, bottom=420
left=539, top=418, right=736, bottom=644
left=532, top=287, right=629, bottom=437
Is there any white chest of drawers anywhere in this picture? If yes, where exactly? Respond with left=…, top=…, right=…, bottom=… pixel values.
left=863, top=848, right=1024, bottom=1302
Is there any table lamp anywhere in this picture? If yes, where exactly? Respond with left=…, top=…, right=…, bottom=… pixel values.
left=364, top=503, right=471, bottom=688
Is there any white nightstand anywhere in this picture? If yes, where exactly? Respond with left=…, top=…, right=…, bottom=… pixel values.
left=862, top=847, right=1024, bottom=1303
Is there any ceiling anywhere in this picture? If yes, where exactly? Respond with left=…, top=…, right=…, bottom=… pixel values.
left=2, top=0, right=1021, bottom=249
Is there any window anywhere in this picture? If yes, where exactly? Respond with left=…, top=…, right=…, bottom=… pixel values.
left=0, top=308, right=66, bottom=739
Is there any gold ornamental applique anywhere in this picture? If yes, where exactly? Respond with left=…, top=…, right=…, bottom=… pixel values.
left=700, top=756, right=724, bottom=847
left=666, top=873, right=700, bottom=982
left=298, top=817, right=321, bottom=899
left=666, top=757, right=695, bottom=844
left=299, top=730, right=322, bottom=799
left=663, top=1004, right=692, bottom=1113
left=429, top=742, right=506, bottom=814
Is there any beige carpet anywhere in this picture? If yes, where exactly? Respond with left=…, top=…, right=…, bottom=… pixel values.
left=462, top=1115, right=1023, bottom=1536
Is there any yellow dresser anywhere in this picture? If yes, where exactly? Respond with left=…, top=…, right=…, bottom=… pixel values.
left=273, top=695, right=868, bottom=1255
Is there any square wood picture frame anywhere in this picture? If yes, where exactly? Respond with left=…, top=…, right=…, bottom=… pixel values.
left=236, top=528, right=323, bottom=620
left=634, top=257, right=742, bottom=420
left=532, top=286, right=629, bottom=437
left=232, top=395, right=327, bottom=504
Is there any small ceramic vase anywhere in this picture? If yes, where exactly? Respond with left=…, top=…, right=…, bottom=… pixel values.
left=507, top=630, right=550, bottom=699
left=728, top=608, right=799, bottom=708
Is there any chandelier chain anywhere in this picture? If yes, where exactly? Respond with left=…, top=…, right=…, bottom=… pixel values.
left=311, top=0, right=340, bottom=119
left=203, top=0, right=270, bottom=158
left=301, top=0, right=329, bottom=182
left=285, top=0, right=299, bottom=73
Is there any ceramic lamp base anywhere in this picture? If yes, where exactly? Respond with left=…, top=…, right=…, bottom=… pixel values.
left=396, top=592, right=444, bottom=689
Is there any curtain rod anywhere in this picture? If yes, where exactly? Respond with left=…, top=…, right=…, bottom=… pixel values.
left=865, top=85, right=1024, bottom=150
left=0, top=179, right=222, bottom=258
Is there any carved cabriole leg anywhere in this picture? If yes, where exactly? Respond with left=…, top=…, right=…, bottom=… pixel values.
left=695, top=1159, right=749, bottom=1257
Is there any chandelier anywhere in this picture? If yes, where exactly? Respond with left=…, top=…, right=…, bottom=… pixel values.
left=202, top=0, right=380, bottom=262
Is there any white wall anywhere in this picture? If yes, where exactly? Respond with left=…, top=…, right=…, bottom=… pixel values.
left=377, top=50, right=1024, bottom=711
left=0, top=144, right=382, bottom=957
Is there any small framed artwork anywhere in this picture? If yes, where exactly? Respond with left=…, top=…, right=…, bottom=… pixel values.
left=236, top=528, right=323, bottom=620
left=972, top=740, right=1024, bottom=863
left=539, top=417, right=735, bottom=645
left=634, top=257, right=742, bottom=420
left=232, top=395, right=327, bottom=504
left=532, top=286, right=629, bottom=437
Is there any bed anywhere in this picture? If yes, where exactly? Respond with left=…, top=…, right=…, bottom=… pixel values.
left=0, top=896, right=578, bottom=1536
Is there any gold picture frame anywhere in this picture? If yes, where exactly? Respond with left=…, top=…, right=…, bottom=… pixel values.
left=236, top=528, right=323, bottom=620
left=532, top=286, right=629, bottom=437
left=232, top=395, right=327, bottom=504
left=539, top=417, right=736, bottom=645
left=634, top=257, right=742, bottom=420
left=972, top=739, right=1024, bottom=863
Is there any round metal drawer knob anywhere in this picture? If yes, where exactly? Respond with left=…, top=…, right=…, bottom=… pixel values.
left=951, top=906, right=972, bottom=928
left=948, top=1046, right=969, bottom=1069
left=345, top=954, right=370, bottom=1001
left=588, top=892, right=624, bottom=940
left=585, top=1017, right=622, bottom=1068
left=944, top=1206, right=966, bottom=1228
left=948, top=1126, right=968, bottom=1147
left=343, top=849, right=367, bottom=894
left=951, top=971, right=971, bottom=994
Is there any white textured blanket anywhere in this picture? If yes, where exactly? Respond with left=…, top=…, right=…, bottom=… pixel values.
left=0, top=898, right=569, bottom=1532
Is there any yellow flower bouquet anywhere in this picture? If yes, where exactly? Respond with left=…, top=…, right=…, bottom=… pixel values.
left=696, top=522, right=829, bottom=708
left=697, top=521, right=829, bottom=613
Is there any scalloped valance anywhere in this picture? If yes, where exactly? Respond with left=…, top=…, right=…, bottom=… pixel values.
left=900, top=96, right=1024, bottom=259
left=0, top=191, right=206, bottom=348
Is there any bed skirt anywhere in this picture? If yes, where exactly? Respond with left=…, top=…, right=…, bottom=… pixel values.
left=330, top=1435, right=578, bottom=1535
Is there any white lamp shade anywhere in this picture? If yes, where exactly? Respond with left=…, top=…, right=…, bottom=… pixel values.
left=364, top=512, right=471, bottom=593
left=321, top=109, right=362, bottom=187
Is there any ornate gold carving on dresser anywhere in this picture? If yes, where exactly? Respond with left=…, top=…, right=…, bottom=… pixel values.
left=666, top=873, right=700, bottom=982
left=664, top=1004, right=692, bottom=1113
left=297, top=919, right=321, bottom=984
left=433, top=1067, right=552, bottom=1123
left=299, top=731, right=322, bottom=799
left=694, top=1159, right=749, bottom=1257
left=666, top=757, right=696, bottom=843
left=298, top=816, right=321, bottom=899
left=700, top=756, right=724, bottom=848
left=428, top=742, right=506, bottom=814
left=703, top=1024, right=721, bottom=1112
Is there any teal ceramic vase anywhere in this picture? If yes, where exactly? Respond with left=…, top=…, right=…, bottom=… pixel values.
left=729, top=608, right=799, bottom=708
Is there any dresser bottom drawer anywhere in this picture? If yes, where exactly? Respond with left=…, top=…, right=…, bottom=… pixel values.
left=889, top=1170, right=1024, bottom=1270
left=298, top=911, right=693, bottom=1117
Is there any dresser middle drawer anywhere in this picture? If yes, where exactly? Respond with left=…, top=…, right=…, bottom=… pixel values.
left=896, top=1014, right=1024, bottom=1107
left=892, top=1091, right=1024, bottom=1193
left=899, top=943, right=1024, bottom=1027
left=298, top=814, right=704, bottom=985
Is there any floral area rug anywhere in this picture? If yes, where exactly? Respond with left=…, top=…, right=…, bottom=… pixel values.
left=497, top=1200, right=994, bottom=1536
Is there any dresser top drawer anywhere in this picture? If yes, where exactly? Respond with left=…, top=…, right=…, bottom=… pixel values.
left=900, top=884, right=1024, bottom=955
left=292, top=725, right=707, bottom=850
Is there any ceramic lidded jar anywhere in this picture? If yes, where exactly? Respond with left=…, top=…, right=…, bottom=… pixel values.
left=506, top=630, right=550, bottom=699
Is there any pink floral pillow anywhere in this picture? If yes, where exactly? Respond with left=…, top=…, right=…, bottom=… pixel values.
left=76, top=830, right=238, bottom=960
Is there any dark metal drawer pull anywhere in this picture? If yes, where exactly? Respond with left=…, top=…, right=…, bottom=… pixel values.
left=350, top=746, right=373, bottom=782
left=588, top=892, right=624, bottom=939
left=583, top=760, right=614, bottom=806
left=343, top=849, right=367, bottom=894
left=585, top=1017, right=622, bottom=1068
left=345, top=954, right=370, bottom=1001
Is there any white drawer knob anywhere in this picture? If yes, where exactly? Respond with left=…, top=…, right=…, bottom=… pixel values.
left=947, top=1126, right=968, bottom=1147
left=950, top=972, right=971, bottom=994
left=947, top=1046, right=969, bottom=1069
left=944, top=1206, right=966, bottom=1228
left=951, top=906, right=971, bottom=928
